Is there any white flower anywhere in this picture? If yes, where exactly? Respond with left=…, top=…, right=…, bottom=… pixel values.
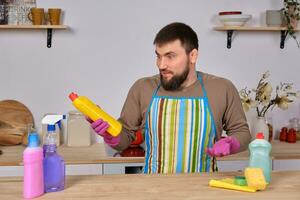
left=241, top=97, right=258, bottom=111
left=285, top=85, right=292, bottom=91
left=239, top=71, right=299, bottom=117
left=264, top=83, right=272, bottom=94
left=278, top=96, right=293, bottom=110
left=278, top=100, right=289, bottom=110
left=259, top=84, right=272, bottom=106
left=278, top=90, right=288, bottom=97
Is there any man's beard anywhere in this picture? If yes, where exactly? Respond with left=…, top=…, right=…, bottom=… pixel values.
left=160, top=62, right=190, bottom=91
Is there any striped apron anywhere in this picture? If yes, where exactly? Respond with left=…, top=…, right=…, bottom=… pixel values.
left=143, top=74, right=217, bottom=174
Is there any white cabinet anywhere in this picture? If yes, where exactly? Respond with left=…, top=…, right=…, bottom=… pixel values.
left=217, top=160, right=249, bottom=172
left=0, top=164, right=103, bottom=177
left=273, top=160, right=300, bottom=171
left=66, top=164, right=102, bottom=175
left=0, top=166, right=23, bottom=177
left=103, top=163, right=144, bottom=174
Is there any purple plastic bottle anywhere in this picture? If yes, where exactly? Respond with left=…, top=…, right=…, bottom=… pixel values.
left=43, top=124, right=65, bottom=192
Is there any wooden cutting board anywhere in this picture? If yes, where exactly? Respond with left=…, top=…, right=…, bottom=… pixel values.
left=0, top=100, right=34, bottom=146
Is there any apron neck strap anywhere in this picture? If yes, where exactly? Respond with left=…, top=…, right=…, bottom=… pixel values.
left=196, top=72, right=208, bottom=98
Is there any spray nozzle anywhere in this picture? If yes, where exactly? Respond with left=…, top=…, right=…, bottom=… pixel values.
left=42, top=115, right=66, bottom=132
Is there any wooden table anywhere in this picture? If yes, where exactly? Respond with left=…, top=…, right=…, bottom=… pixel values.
left=0, top=171, right=300, bottom=200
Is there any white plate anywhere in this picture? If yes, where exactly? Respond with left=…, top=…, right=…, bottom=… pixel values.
left=218, top=14, right=252, bottom=26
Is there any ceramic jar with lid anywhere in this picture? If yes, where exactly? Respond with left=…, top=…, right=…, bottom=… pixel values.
left=67, top=110, right=91, bottom=146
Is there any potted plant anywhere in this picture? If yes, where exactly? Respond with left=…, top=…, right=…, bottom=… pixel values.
left=239, top=71, right=299, bottom=140
left=282, top=0, right=300, bottom=47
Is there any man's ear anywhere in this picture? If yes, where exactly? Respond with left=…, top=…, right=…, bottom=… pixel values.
left=189, top=49, right=198, bottom=64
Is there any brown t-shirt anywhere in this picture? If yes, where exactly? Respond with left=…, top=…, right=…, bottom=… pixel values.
left=115, top=71, right=251, bottom=152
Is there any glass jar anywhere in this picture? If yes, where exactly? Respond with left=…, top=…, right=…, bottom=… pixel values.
left=67, top=110, right=91, bottom=146
left=289, top=117, right=300, bottom=141
left=279, top=127, right=288, bottom=142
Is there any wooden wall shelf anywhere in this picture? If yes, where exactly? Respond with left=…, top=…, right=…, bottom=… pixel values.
left=0, top=25, right=68, bottom=48
left=214, top=26, right=300, bottom=49
left=0, top=25, right=67, bottom=29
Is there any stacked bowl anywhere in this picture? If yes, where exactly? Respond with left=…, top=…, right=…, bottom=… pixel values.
left=218, top=11, right=252, bottom=26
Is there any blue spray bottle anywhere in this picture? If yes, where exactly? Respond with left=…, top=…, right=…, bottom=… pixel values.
left=42, top=115, right=66, bottom=192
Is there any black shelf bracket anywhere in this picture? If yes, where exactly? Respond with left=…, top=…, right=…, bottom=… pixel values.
left=227, top=30, right=234, bottom=49
left=47, top=28, right=53, bottom=48
left=280, top=30, right=288, bottom=49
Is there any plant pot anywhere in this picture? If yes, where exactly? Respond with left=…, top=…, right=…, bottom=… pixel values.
left=266, top=10, right=283, bottom=27
left=290, top=17, right=299, bottom=29
left=282, top=4, right=299, bottom=29
left=282, top=15, right=299, bottom=28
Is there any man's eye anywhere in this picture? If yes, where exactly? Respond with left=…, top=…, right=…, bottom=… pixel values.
left=167, top=54, right=175, bottom=59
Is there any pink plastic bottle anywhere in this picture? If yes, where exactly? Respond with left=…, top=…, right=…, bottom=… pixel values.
left=23, top=132, right=44, bottom=199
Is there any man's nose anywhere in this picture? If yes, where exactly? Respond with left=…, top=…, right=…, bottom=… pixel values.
left=158, top=57, right=167, bottom=70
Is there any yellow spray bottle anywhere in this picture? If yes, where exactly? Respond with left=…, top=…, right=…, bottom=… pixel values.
left=68, top=92, right=122, bottom=137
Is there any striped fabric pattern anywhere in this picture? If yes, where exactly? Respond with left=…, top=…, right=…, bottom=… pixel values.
left=143, top=96, right=216, bottom=174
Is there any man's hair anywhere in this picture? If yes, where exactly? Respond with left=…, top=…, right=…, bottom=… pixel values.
left=153, top=22, right=198, bottom=54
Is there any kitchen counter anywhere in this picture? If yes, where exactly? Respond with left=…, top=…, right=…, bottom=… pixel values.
left=1, top=140, right=300, bottom=166
left=0, top=171, right=299, bottom=200
left=0, top=143, right=144, bottom=166
left=219, top=140, right=300, bottom=161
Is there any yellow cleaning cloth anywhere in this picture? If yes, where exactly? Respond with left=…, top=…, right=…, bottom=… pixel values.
left=209, top=178, right=257, bottom=193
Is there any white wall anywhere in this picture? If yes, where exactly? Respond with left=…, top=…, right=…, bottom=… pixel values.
left=1, top=0, right=300, bottom=139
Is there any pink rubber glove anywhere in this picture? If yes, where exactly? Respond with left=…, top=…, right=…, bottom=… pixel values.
left=89, top=118, right=121, bottom=147
left=206, top=136, right=240, bottom=157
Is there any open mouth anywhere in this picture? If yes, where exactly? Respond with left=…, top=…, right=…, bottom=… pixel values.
left=160, top=71, right=173, bottom=77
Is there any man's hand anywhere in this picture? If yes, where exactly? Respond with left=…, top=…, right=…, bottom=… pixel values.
left=206, top=136, right=240, bottom=157
left=88, top=118, right=121, bottom=147
left=91, top=118, right=110, bottom=136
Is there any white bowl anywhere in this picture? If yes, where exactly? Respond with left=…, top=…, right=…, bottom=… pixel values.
left=218, top=14, right=252, bottom=26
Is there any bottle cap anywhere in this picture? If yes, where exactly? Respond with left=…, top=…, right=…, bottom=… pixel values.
left=256, top=132, right=264, bottom=139
left=47, top=124, right=56, bottom=131
left=28, top=132, right=39, bottom=147
left=69, top=92, right=78, bottom=101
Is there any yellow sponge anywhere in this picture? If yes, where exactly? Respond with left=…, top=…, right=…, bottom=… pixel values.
left=245, top=168, right=267, bottom=190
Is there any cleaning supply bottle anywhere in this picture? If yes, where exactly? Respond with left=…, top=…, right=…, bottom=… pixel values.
left=42, top=114, right=66, bottom=192
left=23, top=132, right=44, bottom=199
left=68, top=92, right=122, bottom=137
left=249, top=132, right=272, bottom=183
left=42, top=113, right=62, bottom=146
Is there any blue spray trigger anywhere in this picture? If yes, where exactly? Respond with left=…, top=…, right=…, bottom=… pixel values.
left=57, top=121, right=62, bottom=129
